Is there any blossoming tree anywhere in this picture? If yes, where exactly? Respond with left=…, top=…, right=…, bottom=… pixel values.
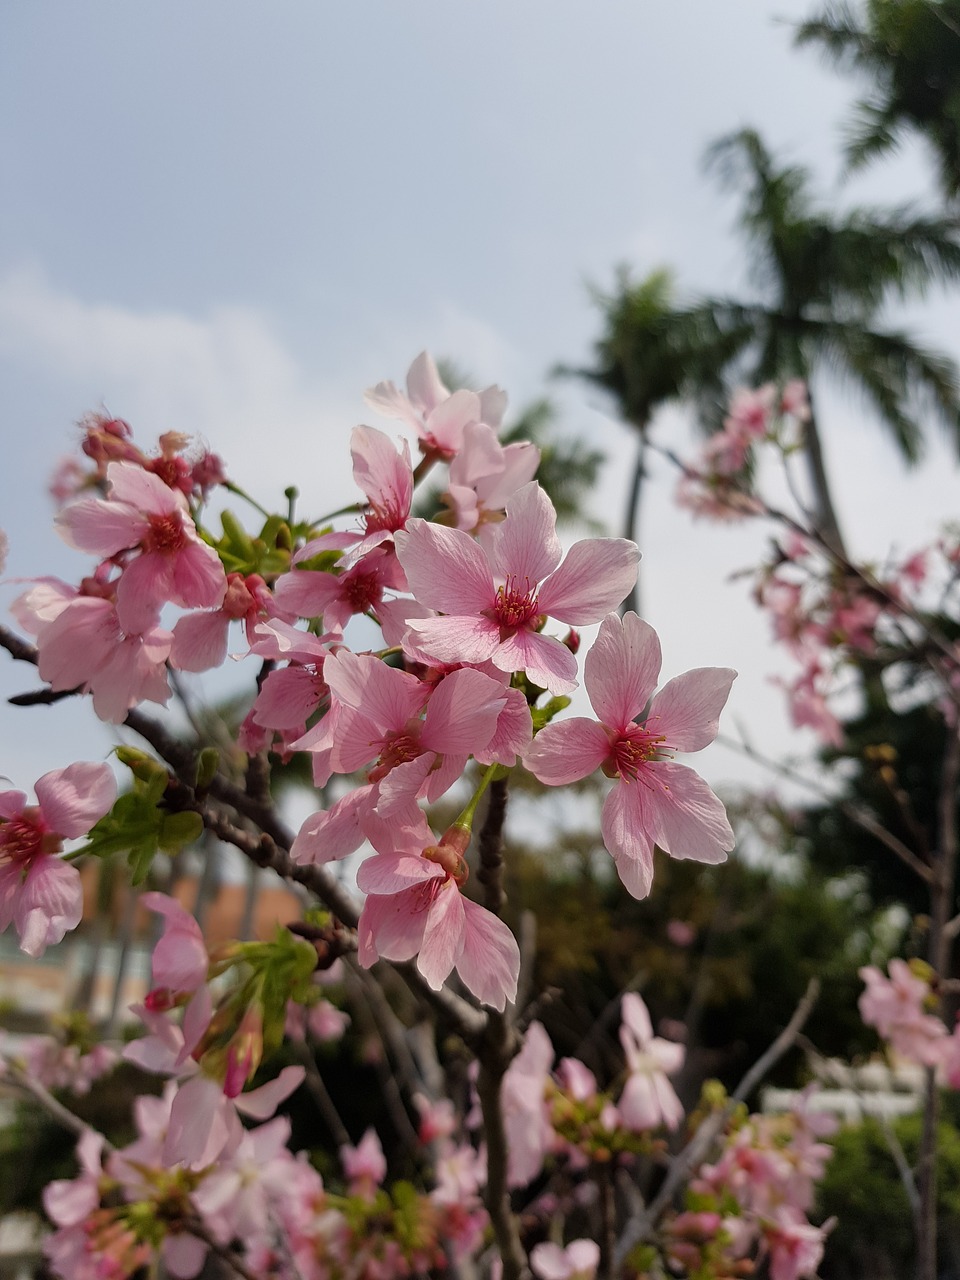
left=0, top=354, right=870, bottom=1280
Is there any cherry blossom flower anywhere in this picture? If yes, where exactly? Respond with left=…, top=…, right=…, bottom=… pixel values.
left=501, top=1021, right=554, bottom=1187
left=444, top=421, right=540, bottom=532
left=0, top=763, right=116, bottom=956
left=170, top=572, right=278, bottom=673
left=524, top=611, right=735, bottom=897
left=141, top=892, right=209, bottom=1009
left=365, top=350, right=506, bottom=458
left=356, top=819, right=520, bottom=1011
left=618, top=992, right=685, bottom=1132
left=340, top=1128, right=387, bottom=1200
left=859, top=959, right=948, bottom=1066
left=396, top=482, right=639, bottom=695
left=530, top=1239, right=600, bottom=1280
left=56, top=460, right=225, bottom=633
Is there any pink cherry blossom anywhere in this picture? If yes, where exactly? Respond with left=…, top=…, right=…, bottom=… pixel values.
left=56, top=460, right=226, bottom=633
left=0, top=762, right=116, bottom=956
left=170, top=572, right=278, bottom=673
left=356, top=820, right=520, bottom=1011
left=340, top=1127, right=387, bottom=1199
left=530, top=1239, right=600, bottom=1280
left=617, top=992, right=685, bottom=1132
left=859, top=959, right=948, bottom=1066
left=396, top=482, right=640, bottom=695
left=501, top=1021, right=554, bottom=1187
left=365, top=350, right=506, bottom=458
left=524, top=611, right=735, bottom=897
left=141, top=892, right=209, bottom=1009
left=444, top=421, right=540, bottom=532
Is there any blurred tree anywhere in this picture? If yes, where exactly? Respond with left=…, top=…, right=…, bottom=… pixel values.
left=565, top=267, right=739, bottom=612
left=796, top=0, right=960, bottom=201
left=700, top=127, right=960, bottom=557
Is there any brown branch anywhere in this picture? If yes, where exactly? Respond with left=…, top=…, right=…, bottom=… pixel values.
left=615, top=978, right=820, bottom=1265
left=471, top=775, right=527, bottom=1279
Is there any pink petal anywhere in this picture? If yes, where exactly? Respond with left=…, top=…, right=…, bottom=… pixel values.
left=16, top=857, right=83, bottom=956
left=106, top=461, right=184, bottom=515
left=252, top=666, right=325, bottom=730
left=491, top=482, right=562, bottom=585
left=584, top=612, right=662, bottom=731
left=601, top=783, right=656, bottom=899
left=356, top=849, right=441, bottom=895
left=55, top=497, right=147, bottom=556
left=35, top=762, right=116, bottom=837
left=350, top=424, right=412, bottom=523
left=474, top=685, right=534, bottom=767
left=424, top=388, right=481, bottom=453
left=325, top=648, right=425, bottom=732
left=458, top=897, right=520, bottom=1010
left=162, top=1234, right=208, bottom=1279
left=292, top=787, right=373, bottom=864
left=418, top=880, right=465, bottom=989
left=494, top=628, right=578, bottom=695
left=407, top=350, right=450, bottom=415
left=115, top=551, right=174, bottom=634
left=421, top=668, right=505, bottom=755
left=329, top=705, right=393, bottom=772
left=394, top=519, right=494, bottom=615
left=171, top=540, right=227, bottom=611
left=234, top=1064, right=305, bottom=1119
left=643, top=762, right=734, bottom=864
left=620, top=992, right=654, bottom=1045
left=404, top=614, right=501, bottom=665
left=647, top=667, right=737, bottom=752
left=163, top=1076, right=231, bottom=1169
left=357, top=885, right=429, bottom=966
left=170, top=611, right=230, bottom=672
left=273, top=568, right=341, bottom=620
left=538, top=539, right=640, bottom=625
left=524, top=717, right=611, bottom=785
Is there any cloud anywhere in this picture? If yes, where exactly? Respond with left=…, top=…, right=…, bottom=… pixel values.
left=0, top=264, right=364, bottom=513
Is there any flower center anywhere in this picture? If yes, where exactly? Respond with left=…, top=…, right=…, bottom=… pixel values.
left=491, top=576, right=542, bottom=636
left=144, top=511, right=187, bottom=555
left=342, top=568, right=383, bottom=615
left=606, top=724, right=670, bottom=782
left=0, top=809, right=58, bottom=864
left=367, top=731, right=422, bottom=784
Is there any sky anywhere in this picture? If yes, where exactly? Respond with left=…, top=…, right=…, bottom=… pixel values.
left=2, top=1, right=958, bottom=812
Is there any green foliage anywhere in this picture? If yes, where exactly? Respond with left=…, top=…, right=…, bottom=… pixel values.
left=80, top=749, right=202, bottom=884
left=817, top=1097, right=960, bottom=1278
left=796, top=0, right=960, bottom=199
left=206, top=506, right=296, bottom=578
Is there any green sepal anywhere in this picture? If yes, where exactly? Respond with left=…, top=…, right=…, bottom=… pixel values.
left=158, top=811, right=204, bottom=853
left=531, top=694, right=572, bottom=732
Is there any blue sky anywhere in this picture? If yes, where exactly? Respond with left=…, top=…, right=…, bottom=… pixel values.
left=2, top=2, right=958, bottom=800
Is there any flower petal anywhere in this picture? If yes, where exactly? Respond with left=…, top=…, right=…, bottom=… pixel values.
left=538, top=538, right=640, bottom=625
left=524, top=717, right=611, bottom=785
left=647, top=667, right=736, bottom=752
left=584, top=612, right=661, bottom=730
left=394, top=519, right=493, bottom=615
left=491, top=482, right=562, bottom=586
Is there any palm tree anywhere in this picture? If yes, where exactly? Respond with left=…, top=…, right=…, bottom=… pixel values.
left=567, top=267, right=740, bottom=613
left=795, top=0, right=960, bottom=200
left=699, top=127, right=960, bottom=557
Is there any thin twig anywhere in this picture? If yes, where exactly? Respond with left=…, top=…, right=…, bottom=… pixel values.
left=717, top=729, right=934, bottom=885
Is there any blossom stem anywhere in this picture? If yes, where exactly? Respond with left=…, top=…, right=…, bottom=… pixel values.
left=455, top=763, right=502, bottom=833
left=223, top=480, right=272, bottom=519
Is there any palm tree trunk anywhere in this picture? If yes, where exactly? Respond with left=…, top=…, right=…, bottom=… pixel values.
left=621, top=425, right=648, bottom=617
left=800, top=385, right=849, bottom=562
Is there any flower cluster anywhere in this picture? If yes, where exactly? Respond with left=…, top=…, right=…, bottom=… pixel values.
left=0, top=352, right=749, bottom=1279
